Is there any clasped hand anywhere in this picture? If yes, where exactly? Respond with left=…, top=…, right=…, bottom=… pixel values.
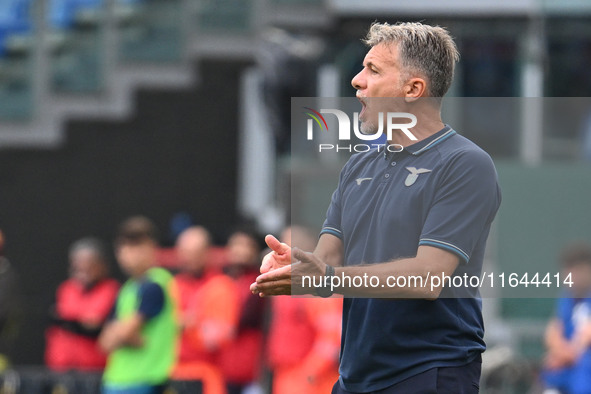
left=249, top=234, right=326, bottom=297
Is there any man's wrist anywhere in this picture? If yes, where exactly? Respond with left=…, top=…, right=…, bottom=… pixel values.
left=316, top=264, right=335, bottom=298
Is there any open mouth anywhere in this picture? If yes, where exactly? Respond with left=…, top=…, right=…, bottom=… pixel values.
left=357, top=95, right=367, bottom=118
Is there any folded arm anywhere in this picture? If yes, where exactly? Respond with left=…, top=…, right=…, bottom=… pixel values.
left=99, top=313, right=144, bottom=353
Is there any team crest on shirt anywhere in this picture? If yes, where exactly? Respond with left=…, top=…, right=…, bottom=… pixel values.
left=404, top=167, right=432, bottom=186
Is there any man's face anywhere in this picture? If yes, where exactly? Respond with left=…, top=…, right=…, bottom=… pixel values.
left=351, top=43, right=409, bottom=134
left=116, top=241, right=156, bottom=277
left=70, top=249, right=105, bottom=287
left=176, top=233, right=209, bottom=274
left=226, top=233, right=259, bottom=266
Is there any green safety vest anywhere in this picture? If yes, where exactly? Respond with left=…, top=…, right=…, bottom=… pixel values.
left=103, top=267, right=178, bottom=385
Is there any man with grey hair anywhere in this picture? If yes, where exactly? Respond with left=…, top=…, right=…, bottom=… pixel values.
left=46, top=237, right=119, bottom=371
left=252, top=21, right=501, bottom=393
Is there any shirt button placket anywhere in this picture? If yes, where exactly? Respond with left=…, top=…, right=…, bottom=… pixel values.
left=383, top=160, right=396, bottom=182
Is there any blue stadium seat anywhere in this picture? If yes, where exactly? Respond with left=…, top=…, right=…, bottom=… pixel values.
left=0, top=0, right=146, bottom=55
left=48, top=0, right=105, bottom=30
left=48, top=0, right=145, bottom=30
left=0, top=0, right=32, bottom=56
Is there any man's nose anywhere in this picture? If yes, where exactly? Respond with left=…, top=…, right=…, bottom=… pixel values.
left=351, top=70, right=365, bottom=90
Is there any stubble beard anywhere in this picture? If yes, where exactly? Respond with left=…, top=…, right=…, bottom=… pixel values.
left=359, top=119, right=375, bottom=135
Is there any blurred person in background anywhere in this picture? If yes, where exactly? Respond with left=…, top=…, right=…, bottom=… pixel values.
left=219, top=228, right=266, bottom=394
left=100, top=216, right=178, bottom=394
left=45, top=237, right=119, bottom=372
left=267, top=225, right=341, bottom=394
left=0, top=229, right=20, bottom=371
left=172, top=226, right=239, bottom=394
left=543, top=242, right=591, bottom=394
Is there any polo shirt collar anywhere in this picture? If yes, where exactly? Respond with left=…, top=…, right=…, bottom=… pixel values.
left=383, top=125, right=456, bottom=160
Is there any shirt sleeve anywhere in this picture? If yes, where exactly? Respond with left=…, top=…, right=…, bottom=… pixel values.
left=137, top=281, right=165, bottom=321
left=418, top=149, right=502, bottom=264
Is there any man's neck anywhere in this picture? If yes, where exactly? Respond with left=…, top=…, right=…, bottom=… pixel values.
left=131, top=265, right=153, bottom=280
left=389, top=120, right=445, bottom=147
left=387, top=105, right=444, bottom=147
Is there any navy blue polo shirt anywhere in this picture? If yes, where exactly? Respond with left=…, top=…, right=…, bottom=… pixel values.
left=320, top=126, right=502, bottom=392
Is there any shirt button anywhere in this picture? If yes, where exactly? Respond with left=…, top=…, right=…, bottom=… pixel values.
left=384, top=173, right=390, bottom=178
left=391, top=162, right=397, bottom=166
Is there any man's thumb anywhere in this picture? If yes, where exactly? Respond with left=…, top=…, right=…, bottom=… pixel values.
left=265, top=234, right=289, bottom=254
left=292, top=247, right=306, bottom=263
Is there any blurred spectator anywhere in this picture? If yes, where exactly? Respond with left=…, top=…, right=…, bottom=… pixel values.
left=45, top=237, right=119, bottom=372
left=219, top=228, right=267, bottom=394
left=267, top=226, right=341, bottom=394
left=0, top=229, right=20, bottom=371
left=172, top=226, right=239, bottom=394
left=543, top=242, right=591, bottom=394
left=100, top=216, right=178, bottom=394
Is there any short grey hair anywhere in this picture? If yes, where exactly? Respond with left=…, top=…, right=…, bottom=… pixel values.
left=69, top=237, right=109, bottom=263
left=363, top=22, right=459, bottom=98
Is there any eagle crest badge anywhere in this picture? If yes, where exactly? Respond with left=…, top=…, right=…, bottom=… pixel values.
left=404, top=167, right=432, bottom=186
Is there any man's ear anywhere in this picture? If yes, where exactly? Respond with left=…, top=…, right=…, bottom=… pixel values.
left=404, top=78, right=427, bottom=102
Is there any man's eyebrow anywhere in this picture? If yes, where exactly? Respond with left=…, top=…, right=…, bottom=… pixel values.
left=363, top=61, right=380, bottom=70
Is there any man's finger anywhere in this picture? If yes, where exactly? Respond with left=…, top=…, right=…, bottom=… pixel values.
left=256, top=264, right=291, bottom=283
left=292, top=247, right=306, bottom=262
left=265, top=234, right=290, bottom=255
left=292, top=247, right=314, bottom=264
left=260, top=252, right=273, bottom=274
left=252, top=279, right=292, bottom=296
left=249, top=281, right=258, bottom=293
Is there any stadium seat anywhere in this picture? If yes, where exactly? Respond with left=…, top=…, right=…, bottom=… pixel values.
left=0, top=0, right=32, bottom=56
left=48, top=0, right=105, bottom=30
